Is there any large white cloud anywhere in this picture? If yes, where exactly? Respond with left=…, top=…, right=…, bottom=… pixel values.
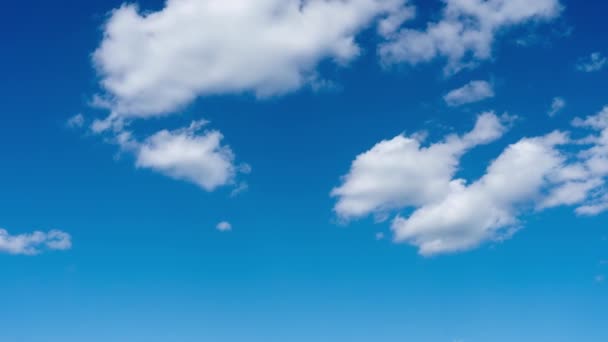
left=333, top=107, right=608, bottom=256
left=392, top=132, right=569, bottom=255
left=94, top=0, right=413, bottom=118
left=379, top=0, right=562, bottom=73
left=332, top=112, right=509, bottom=220
left=0, top=228, right=72, bottom=256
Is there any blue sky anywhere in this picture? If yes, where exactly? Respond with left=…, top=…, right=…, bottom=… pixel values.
left=1, top=0, right=607, bottom=341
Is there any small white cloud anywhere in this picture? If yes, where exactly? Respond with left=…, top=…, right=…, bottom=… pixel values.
left=444, top=81, right=495, bottom=107
left=577, top=52, right=607, bottom=72
left=66, top=114, right=85, bottom=128
left=106, top=120, right=243, bottom=192
left=0, top=228, right=72, bottom=255
left=375, top=232, right=385, bottom=241
left=596, top=275, right=606, bottom=283
left=216, top=221, right=232, bottom=232
left=135, top=122, right=236, bottom=191
left=548, top=97, right=566, bottom=117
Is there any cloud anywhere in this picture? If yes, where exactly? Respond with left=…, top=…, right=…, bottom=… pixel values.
left=114, top=120, right=241, bottom=191
left=93, top=0, right=414, bottom=118
left=332, top=112, right=509, bottom=221
left=548, top=97, right=566, bottom=117
left=332, top=106, right=608, bottom=256
left=379, top=0, right=562, bottom=73
left=444, top=80, right=494, bottom=107
left=392, top=132, right=569, bottom=256
left=0, top=228, right=72, bottom=255
left=576, top=52, right=607, bottom=73
left=66, top=114, right=85, bottom=128
left=216, top=221, right=232, bottom=232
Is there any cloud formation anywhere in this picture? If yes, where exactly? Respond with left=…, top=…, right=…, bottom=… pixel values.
left=333, top=107, right=608, bottom=256
left=332, top=112, right=509, bottom=220
left=0, top=228, right=72, bottom=255
left=576, top=52, right=607, bottom=73
left=380, top=0, right=562, bottom=73
left=444, top=80, right=495, bottom=107
left=116, top=120, right=243, bottom=191
left=94, top=0, right=414, bottom=118
left=392, top=132, right=568, bottom=255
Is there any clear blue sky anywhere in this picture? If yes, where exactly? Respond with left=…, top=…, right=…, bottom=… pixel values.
left=0, top=0, right=607, bottom=341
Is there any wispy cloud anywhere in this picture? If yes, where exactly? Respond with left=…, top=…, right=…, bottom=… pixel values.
left=0, top=228, right=72, bottom=255
left=444, top=81, right=495, bottom=107
left=548, top=97, right=566, bottom=117
left=577, top=52, right=607, bottom=72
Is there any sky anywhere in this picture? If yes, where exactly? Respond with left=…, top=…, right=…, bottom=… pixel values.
left=0, top=0, right=607, bottom=341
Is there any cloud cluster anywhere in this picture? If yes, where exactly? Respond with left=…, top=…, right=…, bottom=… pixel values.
left=88, top=0, right=565, bottom=192
left=94, top=0, right=414, bottom=118
left=380, top=0, right=562, bottom=73
left=444, top=80, right=494, bottom=107
left=0, top=229, right=72, bottom=256
left=333, top=107, right=608, bottom=256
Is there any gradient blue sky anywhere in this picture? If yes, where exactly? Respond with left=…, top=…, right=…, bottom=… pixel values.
left=1, top=0, right=607, bottom=341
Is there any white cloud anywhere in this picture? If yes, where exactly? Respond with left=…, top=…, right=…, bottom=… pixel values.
left=0, top=228, right=72, bottom=256
left=444, top=80, right=494, bottom=107
left=332, top=112, right=509, bottom=220
left=576, top=52, right=607, bottom=73
left=216, top=221, right=232, bottom=232
left=94, top=0, right=414, bottom=118
left=66, top=114, right=85, bottom=128
left=570, top=107, right=608, bottom=215
left=333, top=106, right=608, bottom=256
left=379, top=0, right=562, bottom=73
left=117, top=120, right=240, bottom=191
left=548, top=97, right=566, bottom=117
left=392, top=132, right=570, bottom=255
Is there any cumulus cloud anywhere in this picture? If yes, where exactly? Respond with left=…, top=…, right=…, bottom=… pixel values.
left=93, top=0, right=414, bottom=118
left=379, top=0, right=562, bottom=73
left=392, top=132, right=569, bottom=255
left=115, top=120, right=242, bottom=191
left=548, top=97, right=566, bottom=117
left=0, top=228, right=72, bottom=255
left=333, top=106, right=608, bottom=256
left=216, top=221, right=232, bottom=232
left=444, top=80, right=494, bottom=107
left=576, top=52, right=607, bottom=73
left=332, top=112, right=509, bottom=220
